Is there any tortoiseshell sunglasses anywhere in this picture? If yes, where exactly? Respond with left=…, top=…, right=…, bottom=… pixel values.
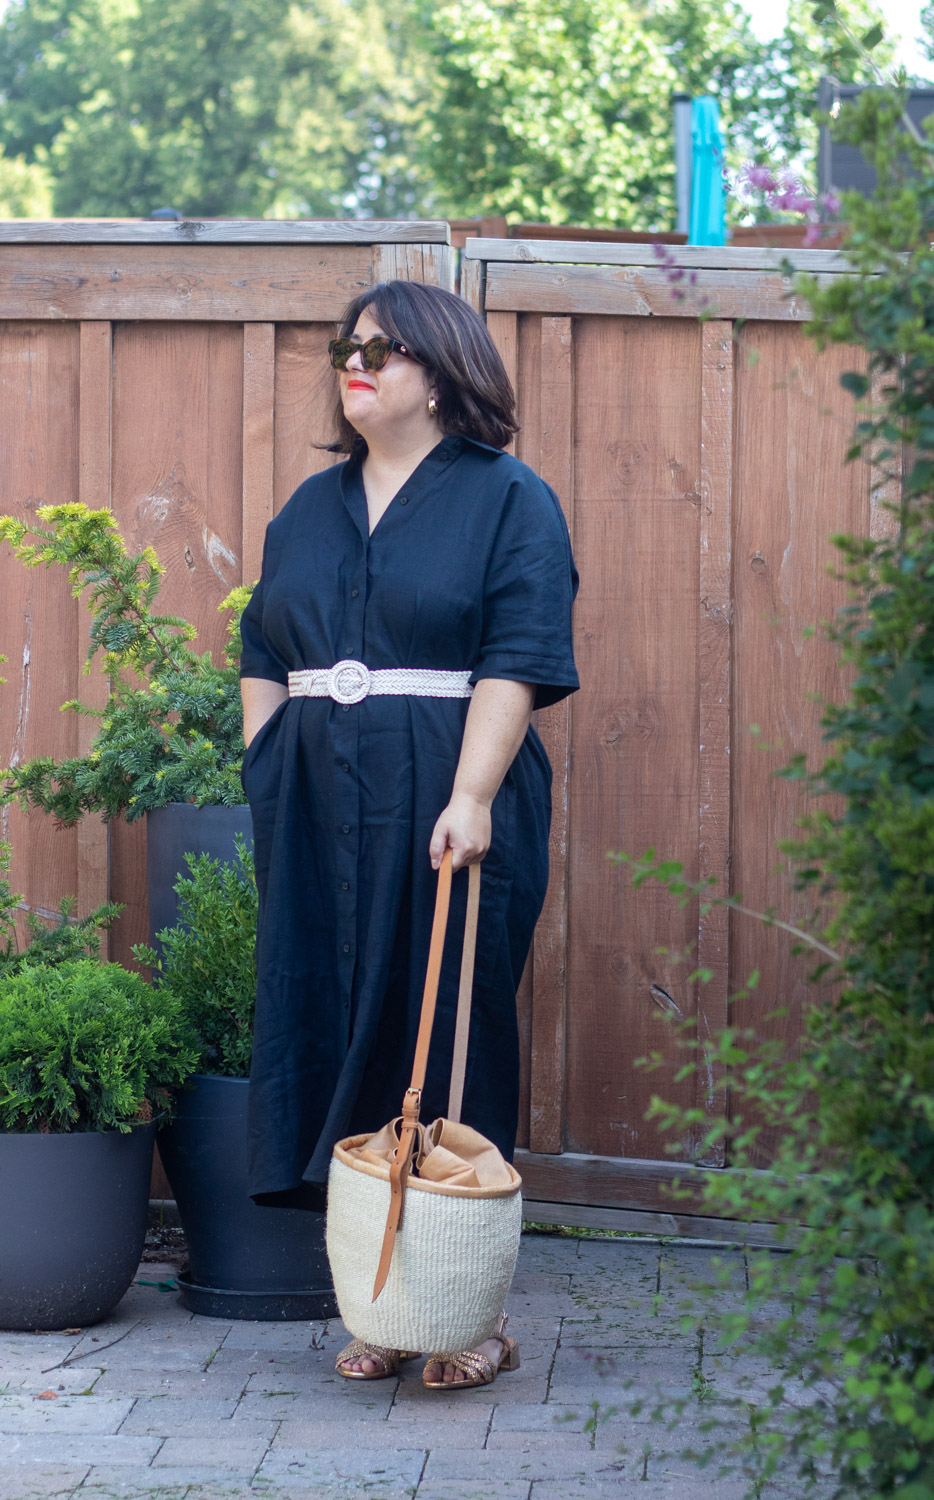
left=328, top=336, right=418, bottom=371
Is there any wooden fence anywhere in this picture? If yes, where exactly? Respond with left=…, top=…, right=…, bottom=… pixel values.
left=0, top=220, right=452, bottom=974
left=463, top=238, right=893, bottom=1237
left=0, top=224, right=886, bottom=1236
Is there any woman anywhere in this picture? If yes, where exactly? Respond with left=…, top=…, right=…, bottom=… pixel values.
left=239, top=280, right=578, bottom=1389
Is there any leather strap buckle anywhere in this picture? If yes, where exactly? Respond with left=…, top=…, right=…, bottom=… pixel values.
left=401, top=1088, right=421, bottom=1120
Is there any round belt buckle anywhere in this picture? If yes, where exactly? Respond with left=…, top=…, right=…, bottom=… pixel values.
left=328, top=659, right=371, bottom=705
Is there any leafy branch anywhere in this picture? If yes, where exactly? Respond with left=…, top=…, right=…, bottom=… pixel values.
left=0, top=505, right=195, bottom=678
left=611, top=848, right=844, bottom=968
left=0, top=506, right=254, bottom=823
left=0, top=839, right=120, bottom=975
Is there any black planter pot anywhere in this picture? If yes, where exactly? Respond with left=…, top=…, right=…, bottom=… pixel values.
left=0, top=1123, right=157, bottom=1331
left=146, top=802, right=253, bottom=952
left=158, top=1075, right=336, bottom=1321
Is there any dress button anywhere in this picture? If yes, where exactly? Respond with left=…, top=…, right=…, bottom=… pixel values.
left=341, top=762, right=350, bottom=773
left=343, top=942, right=351, bottom=954
left=341, top=881, right=350, bottom=891
left=351, top=588, right=359, bottom=598
left=342, top=703, right=351, bottom=712
left=341, top=823, right=350, bottom=834
left=398, top=495, right=408, bottom=506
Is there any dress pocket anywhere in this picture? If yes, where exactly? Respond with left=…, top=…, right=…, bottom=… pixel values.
left=240, top=700, right=288, bottom=797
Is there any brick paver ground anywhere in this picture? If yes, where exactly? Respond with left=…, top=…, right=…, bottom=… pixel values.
left=0, top=1234, right=823, bottom=1499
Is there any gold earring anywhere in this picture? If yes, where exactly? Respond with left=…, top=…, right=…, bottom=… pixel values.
left=428, top=394, right=438, bottom=416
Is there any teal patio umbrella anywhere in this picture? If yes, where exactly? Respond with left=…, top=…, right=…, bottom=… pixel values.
left=689, top=95, right=726, bottom=246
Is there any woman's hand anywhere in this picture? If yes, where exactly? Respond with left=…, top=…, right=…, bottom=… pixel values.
left=429, top=791, right=492, bottom=872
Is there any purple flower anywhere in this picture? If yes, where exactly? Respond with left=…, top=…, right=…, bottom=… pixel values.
left=774, top=188, right=816, bottom=214
left=745, top=165, right=777, bottom=192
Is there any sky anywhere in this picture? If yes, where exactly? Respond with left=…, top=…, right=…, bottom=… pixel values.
left=738, top=0, right=933, bottom=75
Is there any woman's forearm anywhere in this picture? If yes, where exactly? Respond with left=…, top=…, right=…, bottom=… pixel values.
left=241, top=676, right=289, bottom=748
left=452, top=678, right=535, bottom=807
left=429, top=677, right=535, bottom=869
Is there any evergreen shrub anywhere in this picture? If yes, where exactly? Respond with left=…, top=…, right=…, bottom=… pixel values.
left=0, top=959, right=199, bottom=1133
left=134, top=837, right=258, bottom=1078
left=0, top=839, right=120, bottom=976
left=0, top=504, right=253, bottom=822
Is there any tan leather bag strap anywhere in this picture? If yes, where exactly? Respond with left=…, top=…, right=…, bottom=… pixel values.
left=371, top=850, right=481, bottom=1301
left=409, top=849, right=454, bottom=1097
left=448, top=861, right=480, bottom=1123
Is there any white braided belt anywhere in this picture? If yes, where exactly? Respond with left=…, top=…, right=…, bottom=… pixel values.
left=288, top=660, right=474, bottom=706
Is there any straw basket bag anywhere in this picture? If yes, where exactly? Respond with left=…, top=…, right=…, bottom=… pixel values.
left=326, top=850, right=523, bottom=1352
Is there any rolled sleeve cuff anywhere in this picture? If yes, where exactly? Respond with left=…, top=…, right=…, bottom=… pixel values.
left=470, top=650, right=580, bottom=711
left=239, top=655, right=289, bottom=686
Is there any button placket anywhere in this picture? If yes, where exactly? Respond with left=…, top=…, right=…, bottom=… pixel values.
left=333, top=647, right=361, bottom=1012
left=332, top=556, right=368, bottom=1013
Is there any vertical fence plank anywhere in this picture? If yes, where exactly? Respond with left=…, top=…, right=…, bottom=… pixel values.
left=696, top=321, right=733, bottom=1165
left=514, top=959, right=533, bottom=1150
left=108, top=322, right=244, bottom=966
left=242, top=323, right=276, bottom=583
left=566, top=317, right=702, bottom=1160
left=731, top=325, right=869, bottom=1166
left=530, top=315, right=574, bottom=1154
left=487, top=311, right=518, bottom=454
left=77, top=321, right=112, bottom=946
left=1, top=324, right=81, bottom=942
left=273, top=325, right=343, bottom=507
left=371, top=243, right=455, bottom=290
left=460, top=256, right=484, bottom=314
left=870, top=366, right=902, bottom=544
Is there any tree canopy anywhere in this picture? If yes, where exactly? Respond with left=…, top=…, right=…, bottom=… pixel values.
left=0, top=0, right=914, bottom=226
left=0, top=0, right=432, bottom=217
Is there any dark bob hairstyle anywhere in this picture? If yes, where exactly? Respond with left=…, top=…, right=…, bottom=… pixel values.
left=323, top=280, right=518, bottom=454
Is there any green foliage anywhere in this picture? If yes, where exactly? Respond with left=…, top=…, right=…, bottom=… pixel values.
left=134, top=838, right=257, bottom=1078
left=610, top=61, right=934, bottom=1500
left=0, top=143, right=52, bottom=214
left=0, top=0, right=907, bottom=226
left=0, top=958, right=199, bottom=1132
left=742, top=0, right=895, bottom=187
left=418, top=0, right=890, bottom=226
left=415, top=0, right=681, bottom=227
left=0, top=504, right=252, bottom=823
left=0, top=0, right=431, bottom=217
left=0, top=839, right=121, bottom=975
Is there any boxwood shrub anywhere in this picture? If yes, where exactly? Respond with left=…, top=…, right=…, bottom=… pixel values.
left=0, top=959, right=199, bottom=1133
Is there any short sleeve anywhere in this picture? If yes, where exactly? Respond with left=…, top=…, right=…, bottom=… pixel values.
left=239, top=532, right=289, bottom=686
left=471, top=476, right=579, bottom=711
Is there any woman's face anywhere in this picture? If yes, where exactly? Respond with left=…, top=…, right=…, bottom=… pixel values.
left=338, top=307, right=436, bottom=441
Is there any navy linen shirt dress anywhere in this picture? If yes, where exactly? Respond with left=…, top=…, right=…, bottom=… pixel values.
left=239, top=432, right=579, bottom=1204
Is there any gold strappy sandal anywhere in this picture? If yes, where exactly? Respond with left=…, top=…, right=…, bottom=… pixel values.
left=335, top=1340, right=420, bottom=1380
left=422, top=1311, right=520, bottom=1391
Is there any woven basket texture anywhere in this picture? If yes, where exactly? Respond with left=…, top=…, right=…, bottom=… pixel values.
left=326, top=1155, right=522, bottom=1350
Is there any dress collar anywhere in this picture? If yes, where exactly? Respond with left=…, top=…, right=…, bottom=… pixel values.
left=342, top=432, right=504, bottom=478
left=437, top=433, right=505, bottom=457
